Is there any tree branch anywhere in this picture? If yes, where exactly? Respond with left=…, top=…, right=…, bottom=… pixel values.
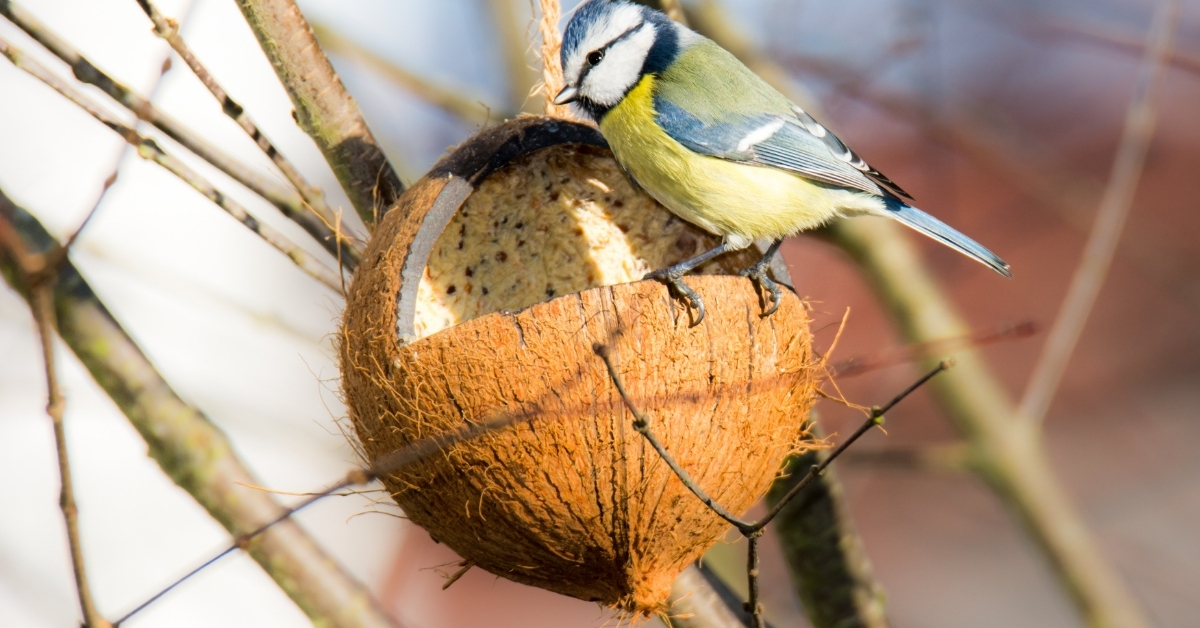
left=0, top=0, right=360, bottom=268
left=687, top=2, right=1153, bottom=626
left=131, top=1, right=343, bottom=231
left=827, top=219, right=1149, bottom=628
left=1015, top=0, right=1182, bottom=428
left=310, top=22, right=510, bottom=125
left=764, top=418, right=890, bottom=628
left=117, top=409, right=530, bottom=625
left=233, top=0, right=404, bottom=229
left=0, top=210, right=111, bottom=628
left=775, top=50, right=1200, bottom=312
left=668, top=565, right=759, bottom=628
left=595, top=343, right=946, bottom=628
left=0, top=189, right=397, bottom=628
left=840, top=443, right=971, bottom=473
left=0, top=35, right=345, bottom=293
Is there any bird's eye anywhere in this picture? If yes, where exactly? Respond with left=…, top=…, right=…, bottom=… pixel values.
left=587, top=50, right=605, bottom=66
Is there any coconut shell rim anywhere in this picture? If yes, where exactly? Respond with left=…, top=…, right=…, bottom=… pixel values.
left=394, top=117, right=609, bottom=343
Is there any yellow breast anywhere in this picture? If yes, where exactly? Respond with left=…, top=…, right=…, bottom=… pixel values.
left=598, top=75, right=847, bottom=245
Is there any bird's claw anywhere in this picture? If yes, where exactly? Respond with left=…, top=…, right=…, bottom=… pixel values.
left=741, top=264, right=782, bottom=317
left=645, top=268, right=706, bottom=326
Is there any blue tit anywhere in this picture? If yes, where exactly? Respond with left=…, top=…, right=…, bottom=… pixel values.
left=554, top=0, right=1010, bottom=324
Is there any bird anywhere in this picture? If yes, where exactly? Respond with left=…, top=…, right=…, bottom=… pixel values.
left=553, top=0, right=1010, bottom=325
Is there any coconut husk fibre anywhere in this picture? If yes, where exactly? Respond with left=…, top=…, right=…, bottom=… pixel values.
left=341, top=138, right=820, bottom=613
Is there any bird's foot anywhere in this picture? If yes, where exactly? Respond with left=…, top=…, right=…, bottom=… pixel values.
left=645, top=267, right=706, bottom=326
left=741, top=262, right=782, bottom=317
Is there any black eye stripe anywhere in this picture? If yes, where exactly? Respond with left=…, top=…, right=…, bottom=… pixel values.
left=576, top=21, right=645, bottom=85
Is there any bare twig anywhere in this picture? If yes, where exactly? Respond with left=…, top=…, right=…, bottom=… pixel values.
left=775, top=49, right=1200, bottom=312
left=841, top=442, right=971, bottom=473
left=538, top=0, right=570, bottom=117
left=0, top=36, right=345, bottom=293
left=131, top=1, right=338, bottom=225
left=0, top=0, right=360, bottom=268
left=669, top=565, right=760, bottom=628
left=1016, top=0, right=1183, bottom=428
left=234, top=0, right=404, bottom=229
left=828, top=216, right=1152, bottom=628
left=951, top=111, right=1200, bottom=312
left=62, top=172, right=118, bottom=254
left=765, top=418, right=890, bottom=628
left=745, top=532, right=763, bottom=625
left=830, top=321, right=1036, bottom=378
left=687, top=4, right=1153, bottom=624
left=440, top=560, right=475, bottom=591
left=116, top=399, right=534, bottom=624
left=0, top=189, right=396, bottom=628
left=988, top=3, right=1200, bottom=78
left=0, top=213, right=111, bottom=628
left=758, top=362, right=951, bottom=529
left=311, top=22, right=509, bottom=125
left=595, top=343, right=947, bottom=628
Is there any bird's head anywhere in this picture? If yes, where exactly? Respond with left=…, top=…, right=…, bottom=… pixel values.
left=555, top=0, right=681, bottom=120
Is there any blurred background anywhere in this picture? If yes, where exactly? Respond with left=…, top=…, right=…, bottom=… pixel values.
left=1, top=0, right=1198, bottom=626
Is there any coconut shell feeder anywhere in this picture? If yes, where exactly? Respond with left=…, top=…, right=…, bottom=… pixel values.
left=340, top=117, right=821, bottom=613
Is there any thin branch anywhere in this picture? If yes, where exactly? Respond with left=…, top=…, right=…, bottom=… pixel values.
left=440, top=560, right=475, bottom=591
left=594, top=343, right=947, bottom=628
left=116, top=394, right=536, bottom=624
left=829, top=321, right=1037, bottom=378
left=745, top=533, right=763, bottom=627
left=62, top=171, right=118, bottom=254
left=758, top=362, right=950, bottom=529
left=0, top=213, right=111, bottom=628
left=765, top=418, right=890, bottom=628
left=841, top=442, right=971, bottom=473
left=0, top=0, right=360, bottom=268
left=669, top=565, right=760, bottom=628
left=35, top=293, right=104, bottom=628
left=234, top=0, right=404, bottom=229
left=311, top=22, right=510, bottom=125
left=687, top=4, right=1154, bottom=625
left=828, top=213, right=1154, bottom=628
left=0, top=189, right=396, bottom=628
left=594, top=343, right=747, bottom=530
left=776, top=49, right=1200, bottom=312
left=131, top=1, right=339, bottom=227
left=993, top=4, right=1200, bottom=78
left=0, top=36, right=344, bottom=293
left=1016, top=0, right=1183, bottom=428
left=828, top=218, right=1153, bottom=628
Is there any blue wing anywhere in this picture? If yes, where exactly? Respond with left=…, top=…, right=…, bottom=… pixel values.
left=654, top=97, right=912, bottom=200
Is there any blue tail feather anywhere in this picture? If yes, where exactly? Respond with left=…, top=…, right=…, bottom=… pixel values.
left=882, top=198, right=1012, bottom=277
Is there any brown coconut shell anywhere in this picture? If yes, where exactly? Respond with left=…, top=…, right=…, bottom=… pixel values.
left=341, top=117, right=820, bottom=613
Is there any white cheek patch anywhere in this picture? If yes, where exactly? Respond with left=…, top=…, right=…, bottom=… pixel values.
left=580, top=24, right=655, bottom=107
left=564, top=3, right=645, bottom=87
